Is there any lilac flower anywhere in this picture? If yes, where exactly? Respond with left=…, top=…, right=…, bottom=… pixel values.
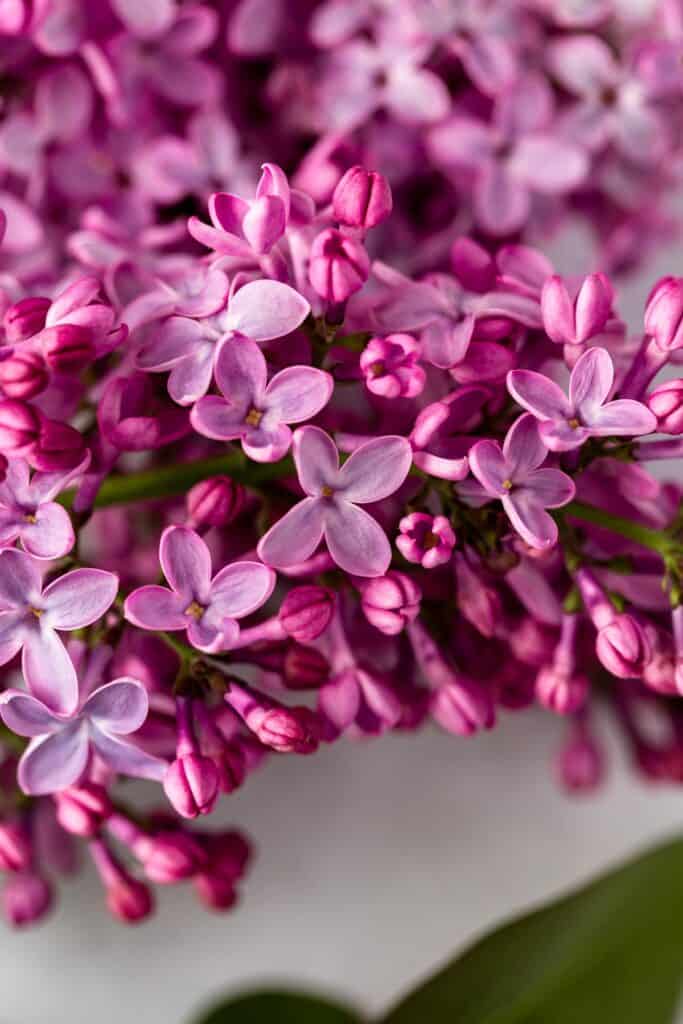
left=396, top=513, right=455, bottom=569
left=359, top=334, right=425, bottom=399
left=257, top=426, right=413, bottom=577
left=409, top=385, right=490, bottom=481
left=507, top=347, right=657, bottom=451
left=468, top=414, right=575, bottom=549
left=0, top=551, right=118, bottom=714
left=136, top=279, right=311, bottom=405
left=124, top=526, right=275, bottom=652
left=191, top=337, right=333, bottom=463
left=0, top=677, right=166, bottom=795
left=0, top=455, right=88, bottom=559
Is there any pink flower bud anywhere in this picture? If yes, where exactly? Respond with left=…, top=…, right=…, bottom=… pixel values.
left=430, top=676, right=495, bottom=736
left=332, top=165, right=392, bottom=230
left=308, top=228, right=370, bottom=302
left=396, top=512, right=455, bottom=569
left=255, top=706, right=320, bottom=754
left=535, top=666, right=589, bottom=714
left=279, top=585, right=335, bottom=641
left=555, top=728, right=605, bottom=793
left=204, top=829, right=251, bottom=881
left=360, top=571, right=421, bottom=635
left=282, top=642, right=330, bottom=689
left=0, top=399, right=41, bottom=453
left=647, top=378, right=683, bottom=434
left=135, top=832, right=206, bottom=884
left=54, top=783, right=112, bottom=837
left=186, top=475, right=245, bottom=530
left=3, top=296, right=50, bottom=343
left=0, top=822, right=32, bottom=872
left=644, top=275, right=683, bottom=350
left=0, top=350, right=49, bottom=399
left=106, top=876, right=154, bottom=924
left=217, top=742, right=247, bottom=793
left=41, top=323, right=94, bottom=374
left=2, top=871, right=52, bottom=927
left=194, top=872, right=238, bottom=911
left=163, top=754, right=220, bottom=819
left=30, top=417, right=86, bottom=471
left=453, top=552, right=501, bottom=639
left=359, top=334, right=425, bottom=399
left=596, top=614, right=652, bottom=678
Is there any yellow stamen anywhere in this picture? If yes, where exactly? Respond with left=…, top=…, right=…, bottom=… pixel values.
left=29, top=607, right=43, bottom=619
left=568, top=417, right=580, bottom=430
left=23, top=513, right=37, bottom=524
left=184, top=601, right=204, bottom=620
left=245, top=408, right=263, bottom=427
left=502, top=479, right=513, bottom=490
left=321, top=485, right=334, bottom=497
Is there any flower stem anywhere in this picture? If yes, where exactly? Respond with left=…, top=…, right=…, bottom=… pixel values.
left=564, top=501, right=673, bottom=555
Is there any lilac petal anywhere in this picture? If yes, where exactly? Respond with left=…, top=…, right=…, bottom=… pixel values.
left=174, top=269, right=230, bottom=319
left=191, top=396, right=248, bottom=441
left=541, top=276, right=575, bottom=345
left=569, top=346, right=613, bottom=420
left=257, top=497, right=325, bottom=568
left=324, top=500, right=391, bottom=577
left=575, top=274, right=613, bottom=344
left=109, top=0, right=175, bottom=38
left=0, top=512, right=20, bottom=546
left=546, top=35, right=618, bottom=97
left=210, top=192, right=249, bottom=236
left=503, top=414, right=548, bottom=479
left=124, top=585, right=189, bottom=631
left=496, top=244, right=555, bottom=298
left=0, top=691, right=63, bottom=737
left=242, top=195, right=286, bottom=254
left=293, top=426, right=339, bottom=496
left=474, top=161, right=530, bottom=236
left=137, top=316, right=206, bottom=371
left=468, top=440, right=508, bottom=496
left=43, top=569, right=118, bottom=629
left=413, top=450, right=469, bottom=481
left=421, top=316, right=473, bottom=369
left=167, top=343, right=214, bottom=405
left=242, top=423, right=292, bottom=463
left=256, top=163, right=291, bottom=215
left=453, top=341, right=514, bottom=383
left=590, top=400, right=658, bottom=437
left=507, top=369, right=571, bottom=421
left=46, top=277, right=100, bottom=326
left=428, top=115, right=495, bottom=169
left=0, top=458, right=31, bottom=505
left=539, top=420, right=591, bottom=452
left=23, top=627, right=78, bottom=714
left=209, top=561, right=275, bottom=618
left=0, top=549, right=42, bottom=607
left=0, top=611, right=27, bottom=666
left=18, top=725, right=88, bottom=795
left=264, top=366, right=333, bottom=423
left=225, top=280, right=310, bottom=341
left=458, top=34, right=516, bottom=96
left=509, top=137, right=588, bottom=193
left=28, top=451, right=91, bottom=504
left=186, top=615, right=239, bottom=653
left=502, top=491, right=559, bottom=550
left=337, top=436, right=412, bottom=504
left=213, top=336, right=266, bottom=402
left=385, top=66, right=450, bottom=124
left=187, top=216, right=251, bottom=257
left=159, top=526, right=212, bottom=603
left=89, top=728, right=167, bottom=782
left=21, top=503, right=74, bottom=560
left=82, top=679, right=149, bottom=735
left=318, top=670, right=361, bottom=731
left=526, top=468, right=576, bottom=508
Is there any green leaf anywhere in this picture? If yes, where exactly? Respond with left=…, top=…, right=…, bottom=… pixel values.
left=381, top=838, right=683, bottom=1024
left=192, top=989, right=365, bottom=1024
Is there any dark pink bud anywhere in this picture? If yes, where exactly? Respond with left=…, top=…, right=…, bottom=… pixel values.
left=42, top=323, right=94, bottom=374
left=596, top=614, right=652, bottom=678
left=431, top=677, right=495, bottom=736
left=454, top=553, right=500, bottom=639
left=106, top=877, right=154, bottom=924
left=0, top=399, right=41, bottom=452
left=204, top=829, right=251, bottom=882
left=279, top=586, right=335, bottom=641
left=332, top=165, right=392, bottom=230
left=3, top=296, right=50, bottom=343
left=135, top=832, right=206, bottom=885
left=256, top=706, right=320, bottom=754
left=282, top=642, right=330, bottom=689
left=535, top=666, right=589, bottom=715
left=194, top=873, right=238, bottom=912
left=54, top=783, right=112, bottom=838
left=644, top=275, right=683, bottom=350
left=31, top=418, right=86, bottom=471
left=308, top=228, right=370, bottom=302
left=0, top=350, right=49, bottom=399
left=0, top=822, right=32, bottom=872
left=0, top=454, right=6, bottom=482
left=186, top=475, right=245, bottom=530
left=555, top=729, right=605, bottom=793
left=2, top=872, right=52, bottom=927
left=163, top=754, right=220, bottom=819
left=217, top=742, right=247, bottom=793
left=360, top=572, right=421, bottom=635
left=647, top=379, right=683, bottom=434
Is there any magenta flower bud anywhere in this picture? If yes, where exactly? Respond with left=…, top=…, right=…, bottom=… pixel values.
left=1, top=871, right=52, bottom=928
left=279, top=585, right=335, bottom=641
left=0, top=454, right=6, bottom=482
left=360, top=572, right=421, bottom=635
left=359, top=334, right=425, bottom=399
left=0, top=822, right=32, bottom=872
left=556, top=727, right=605, bottom=794
left=163, top=754, right=220, bottom=820
left=308, top=228, right=370, bottom=303
left=3, top=296, right=50, bottom=343
left=42, top=323, right=94, bottom=374
left=535, top=666, right=589, bottom=715
left=596, top=614, right=652, bottom=679
left=644, top=275, right=683, bottom=350
left=450, top=237, right=497, bottom=293
left=194, top=872, right=238, bottom=912
left=135, top=832, right=206, bottom=885
left=55, top=783, right=112, bottom=838
left=454, top=552, right=501, bottom=639
left=217, top=742, right=247, bottom=793
left=332, top=165, right=392, bottom=230
left=396, top=512, right=456, bottom=569
left=0, top=399, right=41, bottom=453
left=186, top=475, right=245, bottom=530
left=282, top=642, right=330, bottom=689
left=31, top=417, right=86, bottom=471
left=431, top=676, right=495, bottom=736
left=647, top=379, right=683, bottom=434
left=256, top=706, right=320, bottom=754
left=0, top=351, right=49, bottom=399
left=106, top=876, right=154, bottom=925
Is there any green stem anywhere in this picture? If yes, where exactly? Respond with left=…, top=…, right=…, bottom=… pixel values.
left=564, top=501, right=673, bottom=555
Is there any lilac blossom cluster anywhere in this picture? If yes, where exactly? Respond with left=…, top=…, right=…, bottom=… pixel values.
left=0, top=0, right=681, bottom=931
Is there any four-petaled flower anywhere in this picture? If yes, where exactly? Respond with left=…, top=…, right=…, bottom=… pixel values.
left=507, top=347, right=657, bottom=451
left=124, top=526, right=275, bottom=652
left=468, top=414, right=576, bottom=549
left=0, top=454, right=89, bottom=559
left=257, top=426, right=413, bottom=577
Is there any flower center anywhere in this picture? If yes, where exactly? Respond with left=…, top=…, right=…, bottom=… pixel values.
left=184, top=601, right=205, bottom=620
left=321, top=485, right=334, bottom=497
left=23, top=513, right=37, bottom=524
left=423, top=531, right=440, bottom=550
left=28, top=606, right=43, bottom=619
left=369, top=361, right=385, bottom=377
left=245, top=407, right=263, bottom=427
left=568, top=417, right=581, bottom=429
left=502, top=479, right=513, bottom=490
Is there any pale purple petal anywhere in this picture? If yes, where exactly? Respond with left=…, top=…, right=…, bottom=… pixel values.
left=242, top=195, right=286, bottom=254
left=225, top=281, right=310, bottom=341
left=337, top=436, right=412, bottom=504
left=421, top=316, right=473, bottom=369
left=0, top=691, right=63, bottom=737
left=242, top=422, right=292, bottom=462
left=89, top=728, right=167, bottom=782
left=20, top=503, right=74, bottom=560
left=323, top=501, right=391, bottom=577
left=190, top=396, right=248, bottom=441
left=569, top=346, right=613, bottom=420
left=82, top=679, right=149, bottom=735
left=124, top=585, right=189, bottom=630
left=293, top=426, right=339, bottom=495
left=509, top=137, right=588, bottom=193
left=467, top=440, right=508, bottom=496
left=174, top=269, right=230, bottom=319
left=539, top=419, right=591, bottom=451
left=167, top=343, right=214, bottom=405
left=159, top=526, right=212, bottom=602
left=209, top=561, right=275, bottom=618
left=23, top=627, right=78, bottom=714
left=18, top=725, right=89, bottom=795
left=109, top=0, right=175, bottom=38
left=503, top=414, right=548, bottom=479
left=428, top=116, right=495, bottom=169
left=506, top=369, right=572, bottom=420
left=589, top=400, right=658, bottom=436
left=547, top=36, right=618, bottom=97
left=458, top=35, right=516, bottom=95
left=27, top=451, right=91, bottom=504
left=385, top=66, right=450, bottom=124
left=474, top=162, right=530, bottom=236
left=264, top=366, right=333, bottom=423
left=541, top=275, right=575, bottom=345
left=0, top=611, right=27, bottom=666
left=186, top=615, right=239, bottom=652
left=502, top=491, right=559, bottom=549
left=318, top=670, right=361, bottom=731
left=46, top=276, right=100, bottom=325
left=213, top=335, right=266, bottom=403
left=42, top=569, right=118, bottom=629
left=526, top=468, right=576, bottom=508
left=0, top=549, right=42, bottom=607
left=453, top=341, right=514, bottom=383
left=257, top=497, right=326, bottom=568
left=137, top=316, right=206, bottom=371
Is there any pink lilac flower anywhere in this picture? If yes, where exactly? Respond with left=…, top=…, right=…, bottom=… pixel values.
left=359, top=334, right=425, bottom=399
left=396, top=513, right=455, bottom=569
left=191, top=337, right=333, bottom=462
left=540, top=274, right=614, bottom=348
left=124, top=526, right=275, bottom=652
left=258, top=426, right=412, bottom=576
left=0, top=455, right=88, bottom=559
left=467, top=414, right=575, bottom=549
left=507, top=347, right=657, bottom=451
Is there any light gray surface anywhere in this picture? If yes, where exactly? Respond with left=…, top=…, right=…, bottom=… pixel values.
left=0, top=712, right=681, bottom=1023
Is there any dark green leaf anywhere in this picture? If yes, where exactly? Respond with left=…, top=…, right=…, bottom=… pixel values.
left=381, top=838, right=683, bottom=1024
left=192, top=989, right=364, bottom=1024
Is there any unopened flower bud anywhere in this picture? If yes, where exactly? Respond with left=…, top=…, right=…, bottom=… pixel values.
left=194, top=873, right=238, bottom=911
left=360, top=572, right=421, bottom=635
left=596, top=614, right=651, bottom=678
left=535, top=666, right=589, bottom=714
left=279, top=585, right=335, bottom=641
left=31, top=417, right=86, bottom=471
left=3, top=296, right=50, bottom=343
left=0, top=822, right=31, bottom=872
left=186, top=475, right=245, bottom=530
left=430, top=676, right=495, bottom=736
left=644, top=275, right=683, bottom=350
left=135, top=832, right=206, bottom=884
left=308, top=228, right=370, bottom=302
left=2, top=871, right=52, bottom=927
left=256, top=706, right=319, bottom=753
left=106, top=876, right=153, bottom=924
left=0, top=350, right=49, bottom=399
left=647, top=379, right=683, bottom=434
left=555, top=727, right=605, bottom=793
left=163, top=754, right=220, bottom=819
left=0, top=399, right=41, bottom=453
left=41, top=323, right=94, bottom=374
left=282, top=642, right=330, bottom=689
left=217, top=742, right=247, bottom=793
left=332, top=165, right=392, bottom=230
left=55, top=783, right=112, bottom=837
